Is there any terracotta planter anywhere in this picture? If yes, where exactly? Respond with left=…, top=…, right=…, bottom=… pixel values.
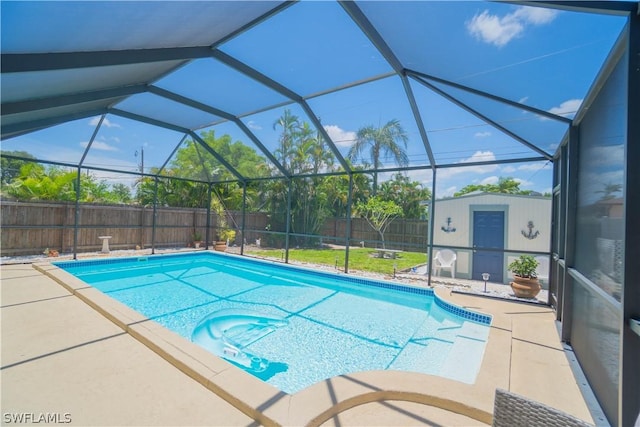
left=510, top=276, right=541, bottom=299
left=214, top=241, right=227, bottom=252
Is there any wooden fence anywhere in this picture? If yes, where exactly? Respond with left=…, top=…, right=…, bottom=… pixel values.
left=321, top=218, right=429, bottom=250
left=0, top=200, right=429, bottom=256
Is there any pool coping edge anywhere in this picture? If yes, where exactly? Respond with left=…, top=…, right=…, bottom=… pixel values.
left=33, top=260, right=497, bottom=426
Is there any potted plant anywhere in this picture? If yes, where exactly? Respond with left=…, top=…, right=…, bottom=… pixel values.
left=43, top=248, right=59, bottom=257
left=192, top=230, right=203, bottom=249
left=214, top=228, right=236, bottom=252
left=508, top=254, right=541, bottom=299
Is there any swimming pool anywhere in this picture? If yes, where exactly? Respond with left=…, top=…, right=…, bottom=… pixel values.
left=55, top=252, right=491, bottom=394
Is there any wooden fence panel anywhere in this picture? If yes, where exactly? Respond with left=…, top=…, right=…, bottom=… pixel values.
left=0, top=201, right=429, bottom=256
left=318, top=217, right=429, bottom=250
left=1, top=201, right=67, bottom=255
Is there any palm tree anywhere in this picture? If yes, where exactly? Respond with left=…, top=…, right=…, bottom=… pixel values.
left=273, top=109, right=300, bottom=172
left=302, top=123, right=335, bottom=175
left=347, top=119, right=409, bottom=193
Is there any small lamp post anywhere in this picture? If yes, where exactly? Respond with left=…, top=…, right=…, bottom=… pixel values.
left=482, top=272, right=490, bottom=293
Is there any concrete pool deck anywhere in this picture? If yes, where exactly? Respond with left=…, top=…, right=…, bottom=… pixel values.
left=1, top=257, right=607, bottom=426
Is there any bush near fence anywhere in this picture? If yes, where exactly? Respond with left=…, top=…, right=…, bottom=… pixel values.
left=0, top=200, right=429, bottom=256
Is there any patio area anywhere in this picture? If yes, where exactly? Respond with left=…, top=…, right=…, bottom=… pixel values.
left=1, top=254, right=606, bottom=426
left=2, top=1, right=638, bottom=423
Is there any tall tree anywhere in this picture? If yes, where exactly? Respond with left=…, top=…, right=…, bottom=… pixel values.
left=171, top=130, right=268, bottom=183
left=137, top=171, right=209, bottom=208
left=273, top=109, right=300, bottom=172
left=265, top=110, right=341, bottom=245
left=378, top=173, right=431, bottom=219
left=347, top=119, right=409, bottom=193
left=139, top=130, right=267, bottom=210
left=319, top=172, right=371, bottom=218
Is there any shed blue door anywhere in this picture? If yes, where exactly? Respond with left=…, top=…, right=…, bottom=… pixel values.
left=472, top=211, right=504, bottom=282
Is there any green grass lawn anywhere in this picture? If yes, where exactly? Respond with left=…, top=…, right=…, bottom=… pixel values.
left=243, top=247, right=427, bottom=275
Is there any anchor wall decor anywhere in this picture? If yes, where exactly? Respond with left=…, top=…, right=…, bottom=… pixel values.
left=441, top=217, right=457, bottom=233
left=521, top=221, right=540, bottom=240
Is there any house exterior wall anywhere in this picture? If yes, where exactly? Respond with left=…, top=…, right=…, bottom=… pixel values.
left=433, top=193, right=552, bottom=283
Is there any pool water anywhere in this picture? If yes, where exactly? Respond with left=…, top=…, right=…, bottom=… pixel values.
left=56, top=252, right=491, bottom=394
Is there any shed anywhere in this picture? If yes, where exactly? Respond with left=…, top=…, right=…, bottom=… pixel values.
left=432, top=192, right=551, bottom=285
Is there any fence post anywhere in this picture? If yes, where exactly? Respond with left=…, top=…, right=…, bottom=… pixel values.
left=284, top=180, right=292, bottom=263
left=427, top=169, right=437, bottom=285
left=151, top=177, right=158, bottom=254
left=241, top=183, right=247, bottom=255
left=402, top=218, right=406, bottom=250
left=139, top=205, right=145, bottom=249
left=61, top=203, right=67, bottom=253
left=72, top=167, right=81, bottom=260
left=345, top=174, right=354, bottom=273
left=205, top=184, right=212, bottom=249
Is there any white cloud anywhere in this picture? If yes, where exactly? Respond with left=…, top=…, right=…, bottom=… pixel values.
left=466, top=10, right=523, bottom=47
left=502, top=165, right=516, bottom=173
left=324, top=125, right=357, bottom=148
left=513, top=7, right=558, bottom=25
left=439, top=186, right=458, bottom=198
left=437, top=151, right=499, bottom=180
left=99, top=135, right=121, bottom=144
left=81, top=141, right=118, bottom=152
left=474, top=131, right=492, bottom=138
left=480, top=176, right=499, bottom=185
left=247, top=120, right=262, bottom=130
left=460, top=150, right=497, bottom=165
left=466, top=6, right=558, bottom=47
left=89, top=116, right=121, bottom=128
left=547, top=99, right=582, bottom=119
left=518, top=96, right=529, bottom=104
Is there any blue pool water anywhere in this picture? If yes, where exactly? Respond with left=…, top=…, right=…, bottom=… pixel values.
left=56, top=252, right=491, bottom=394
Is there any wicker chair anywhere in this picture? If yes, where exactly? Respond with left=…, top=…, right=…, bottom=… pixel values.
left=492, top=388, right=593, bottom=427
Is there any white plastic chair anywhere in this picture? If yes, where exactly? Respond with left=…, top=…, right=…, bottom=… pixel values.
left=433, top=249, right=457, bottom=278
left=535, top=256, right=550, bottom=285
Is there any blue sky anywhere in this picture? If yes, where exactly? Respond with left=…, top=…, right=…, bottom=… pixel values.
left=2, top=1, right=627, bottom=197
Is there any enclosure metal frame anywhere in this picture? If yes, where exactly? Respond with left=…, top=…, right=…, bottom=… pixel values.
left=1, top=2, right=638, bottom=425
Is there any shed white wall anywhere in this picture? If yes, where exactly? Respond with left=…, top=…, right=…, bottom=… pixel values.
left=432, top=193, right=552, bottom=283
